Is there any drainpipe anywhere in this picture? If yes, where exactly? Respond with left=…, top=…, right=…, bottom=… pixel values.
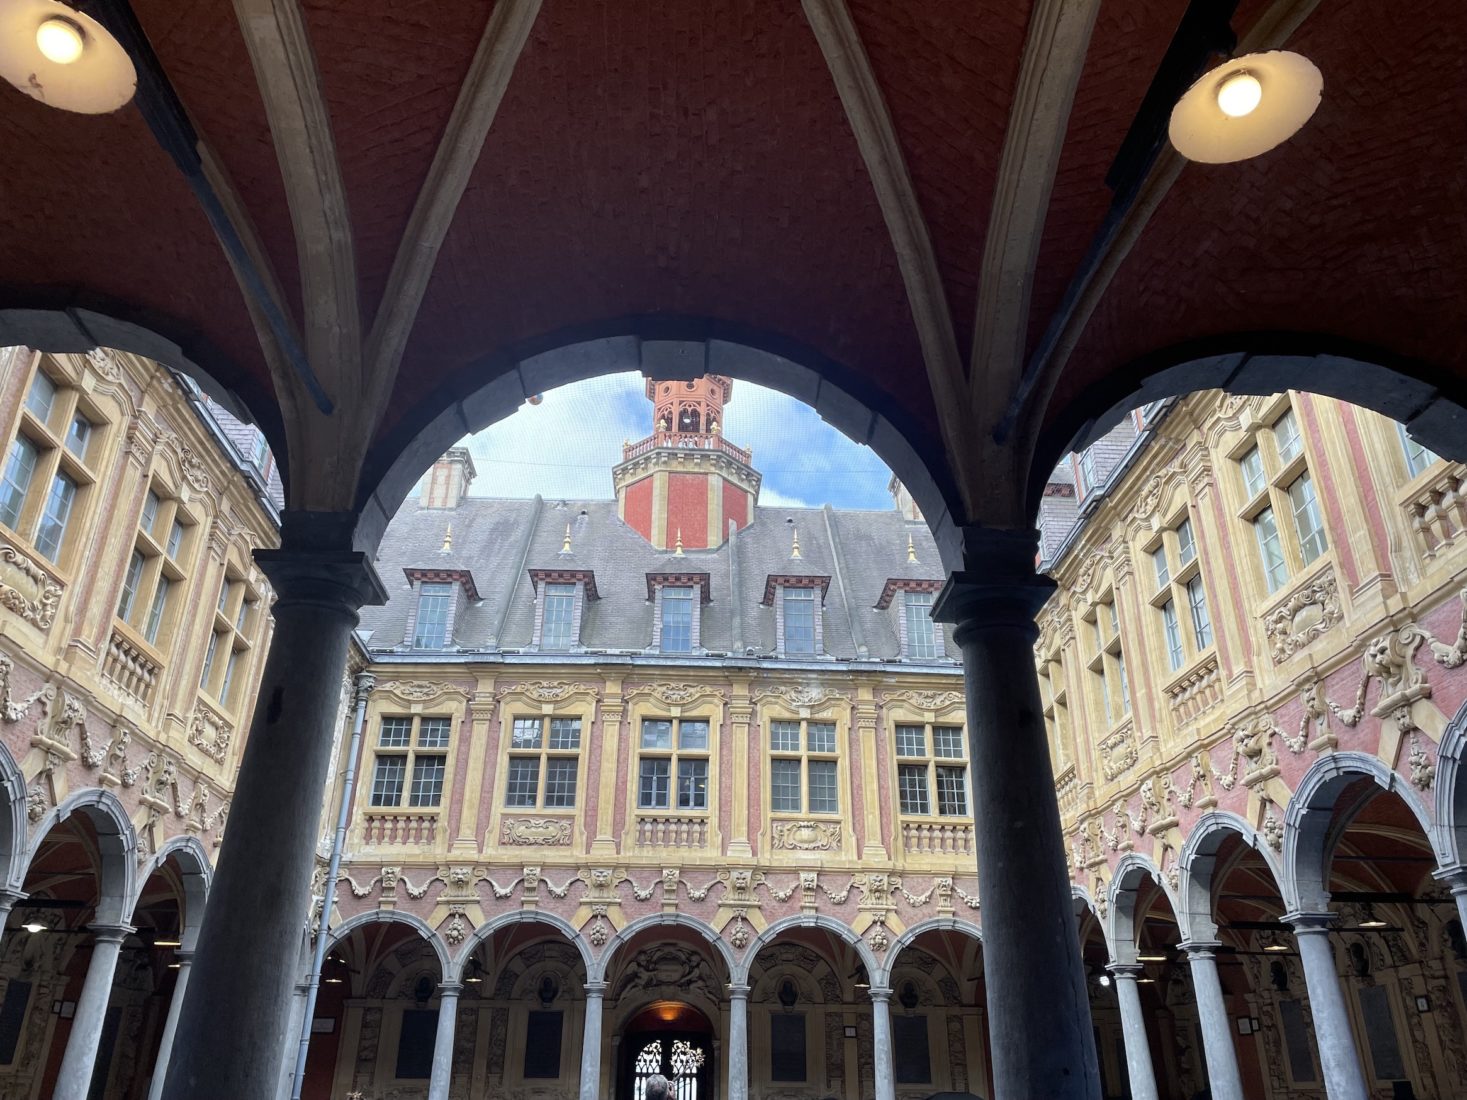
left=290, top=670, right=375, bottom=1099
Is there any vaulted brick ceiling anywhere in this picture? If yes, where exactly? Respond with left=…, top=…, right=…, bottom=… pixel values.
left=1, top=0, right=1462, bottom=519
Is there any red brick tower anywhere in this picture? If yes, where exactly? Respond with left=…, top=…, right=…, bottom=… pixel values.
left=613, top=376, right=761, bottom=550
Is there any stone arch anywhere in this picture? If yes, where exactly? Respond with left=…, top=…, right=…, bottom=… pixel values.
left=1283, top=750, right=1442, bottom=913
left=1176, top=811, right=1284, bottom=943
left=877, top=916, right=982, bottom=989
left=1106, top=852, right=1180, bottom=966
left=322, top=909, right=451, bottom=978
left=126, top=834, right=211, bottom=949
left=1034, top=339, right=1467, bottom=510
left=0, top=740, right=26, bottom=894
left=598, top=911, right=734, bottom=985
left=1435, top=697, right=1467, bottom=872
left=356, top=329, right=967, bottom=570
left=19, top=787, right=136, bottom=922
left=734, top=913, right=877, bottom=987
left=451, top=909, right=592, bottom=983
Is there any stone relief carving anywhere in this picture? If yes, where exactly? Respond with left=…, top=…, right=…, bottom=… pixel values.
left=1409, top=734, right=1436, bottom=790
left=377, top=679, right=470, bottom=703
left=612, top=944, right=722, bottom=1006
left=0, top=541, right=62, bottom=630
left=0, top=655, right=53, bottom=723
left=187, top=702, right=233, bottom=763
left=883, top=689, right=964, bottom=712
left=501, top=817, right=573, bottom=846
left=1263, top=571, right=1343, bottom=663
left=1098, top=722, right=1138, bottom=780
left=85, top=347, right=123, bottom=380
left=627, top=682, right=720, bottom=707
left=771, top=820, right=841, bottom=851
left=753, top=684, right=851, bottom=711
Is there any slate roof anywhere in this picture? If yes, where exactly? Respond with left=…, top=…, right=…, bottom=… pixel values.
left=359, top=494, right=956, bottom=663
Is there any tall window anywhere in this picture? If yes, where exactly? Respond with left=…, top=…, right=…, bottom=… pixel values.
left=1147, top=512, right=1212, bottom=673
left=660, top=586, right=695, bottom=654
left=895, top=723, right=968, bottom=816
left=541, top=583, right=576, bottom=649
left=637, top=718, right=709, bottom=810
left=1038, top=650, right=1071, bottom=769
left=368, top=715, right=451, bottom=808
left=1085, top=594, right=1128, bottom=725
left=903, top=590, right=939, bottom=659
left=769, top=720, right=838, bottom=814
left=201, top=572, right=259, bottom=709
left=505, top=715, right=581, bottom=808
left=1236, top=400, right=1329, bottom=594
left=413, top=582, right=454, bottom=648
left=1397, top=423, right=1439, bottom=478
left=781, top=587, right=816, bottom=656
left=1, top=364, right=103, bottom=567
left=117, top=484, right=193, bottom=649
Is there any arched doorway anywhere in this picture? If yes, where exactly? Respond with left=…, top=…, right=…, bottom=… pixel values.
left=621, top=1000, right=715, bottom=1100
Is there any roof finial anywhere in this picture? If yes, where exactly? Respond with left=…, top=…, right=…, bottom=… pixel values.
left=674, top=528, right=685, bottom=556
left=441, top=524, right=453, bottom=552
left=907, top=532, right=918, bottom=563
left=791, top=526, right=802, bottom=559
left=561, top=524, right=573, bottom=554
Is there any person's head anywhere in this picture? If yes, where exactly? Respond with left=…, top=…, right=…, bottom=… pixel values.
left=644, top=1074, right=671, bottom=1100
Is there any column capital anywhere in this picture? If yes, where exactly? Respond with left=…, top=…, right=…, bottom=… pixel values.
left=0, top=887, right=27, bottom=910
left=254, top=546, right=387, bottom=610
left=1179, top=940, right=1222, bottom=959
left=1284, top=911, right=1337, bottom=934
left=867, top=986, right=893, bottom=1004
left=1105, top=962, right=1145, bottom=980
left=438, top=981, right=464, bottom=996
left=932, top=528, right=1053, bottom=636
left=584, top=981, right=609, bottom=998
left=88, top=923, right=135, bottom=944
left=171, top=950, right=195, bottom=966
left=726, top=983, right=750, bottom=1000
left=1432, top=864, right=1467, bottom=894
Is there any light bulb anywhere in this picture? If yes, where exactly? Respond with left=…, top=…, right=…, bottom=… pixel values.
left=1097, top=974, right=1112, bottom=988
left=35, top=18, right=85, bottom=65
left=1216, top=71, right=1262, bottom=118
left=21, top=922, right=45, bottom=934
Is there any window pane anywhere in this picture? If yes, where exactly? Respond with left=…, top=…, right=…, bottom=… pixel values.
left=638, top=759, right=671, bottom=808
left=117, top=550, right=145, bottom=621
left=770, top=758, right=801, bottom=813
left=0, top=436, right=37, bottom=530
left=413, top=582, right=454, bottom=648
left=35, top=471, right=76, bottom=562
left=807, top=760, right=838, bottom=813
left=898, top=764, right=930, bottom=815
left=542, top=583, right=576, bottom=649
left=770, top=720, right=801, bottom=752
left=931, top=726, right=964, bottom=760
left=417, top=718, right=451, bottom=748
left=806, top=722, right=836, bottom=754
left=904, top=590, right=938, bottom=659
left=1151, top=547, right=1170, bottom=590
left=1254, top=506, right=1288, bottom=592
left=640, top=720, right=673, bottom=750
left=141, top=491, right=161, bottom=537
left=65, top=414, right=92, bottom=458
left=1187, top=575, right=1212, bottom=649
left=1288, top=472, right=1327, bottom=564
left=379, top=717, right=413, bottom=747
left=1240, top=446, right=1266, bottom=498
left=1106, top=601, right=1119, bottom=637
left=236, top=598, right=254, bottom=633
left=783, top=587, right=816, bottom=655
left=660, top=587, right=694, bottom=654
left=1274, top=408, right=1302, bottom=463
left=1397, top=423, right=1438, bottom=476
left=677, top=760, right=708, bottom=809
left=220, top=649, right=240, bottom=703
left=408, top=755, right=446, bottom=807
left=511, top=717, right=543, bottom=750
left=199, top=631, right=220, bottom=688
left=217, top=579, right=232, bottom=613
left=505, top=758, right=540, bottom=807
left=544, top=759, right=578, bottom=808
left=1176, top=518, right=1196, bottom=564
left=1162, top=600, right=1183, bottom=670
left=25, top=373, right=57, bottom=423
left=895, top=725, right=926, bottom=758
left=936, top=766, right=968, bottom=816
left=144, top=575, right=171, bottom=644
left=1117, top=651, right=1130, bottom=713
left=678, top=719, right=709, bottom=750
left=549, top=717, right=581, bottom=750
left=166, top=519, right=185, bottom=560
left=369, top=756, right=406, bottom=806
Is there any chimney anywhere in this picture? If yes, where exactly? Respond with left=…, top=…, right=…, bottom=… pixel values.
left=423, top=447, right=477, bottom=509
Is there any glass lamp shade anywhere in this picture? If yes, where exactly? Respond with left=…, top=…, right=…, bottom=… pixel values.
left=0, top=0, right=136, bottom=113
left=1169, top=51, right=1322, bottom=164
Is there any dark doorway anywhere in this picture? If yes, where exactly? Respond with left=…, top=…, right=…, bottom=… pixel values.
left=619, top=1001, right=715, bottom=1100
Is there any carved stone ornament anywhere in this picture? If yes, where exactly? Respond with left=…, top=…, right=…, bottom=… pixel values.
left=377, top=679, right=468, bottom=704
left=1263, top=571, right=1342, bottom=663
left=1098, top=722, right=1138, bottom=780
left=509, top=680, right=597, bottom=703
left=175, top=443, right=211, bottom=493
left=628, top=682, right=721, bottom=707
left=501, top=817, right=573, bottom=846
left=753, top=684, right=850, bottom=712
left=883, top=689, right=964, bottom=713
left=0, top=541, right=62, bottom=630
left=1409, top=734, right=1436, bottom=791
left=187, top=702, right=233, bottom=764
left=84, top=347, right=122, bottom=381
left=771, top=820, right=842, bottom=851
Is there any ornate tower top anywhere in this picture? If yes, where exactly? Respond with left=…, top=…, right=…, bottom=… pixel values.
left=645, top=375, right=734, bottom=438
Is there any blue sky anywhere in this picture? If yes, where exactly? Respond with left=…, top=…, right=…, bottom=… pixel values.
left=451, top=372, right=896, bottom=509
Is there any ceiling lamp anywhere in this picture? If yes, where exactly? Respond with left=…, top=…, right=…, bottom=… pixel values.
left=1169, top=51, right=1322, bottom=163
left=0, top=0, right=136, bottom=113
left=20, top=921, right=45, bottom=934
left=1357, top=903, right=1388, bottom=930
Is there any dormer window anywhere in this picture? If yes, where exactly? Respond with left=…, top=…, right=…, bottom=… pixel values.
left=528, top=569, right=598, bottom=651
left=782, top=588, right=816, bottom=655
left=762, top=575, right=830, bottom=658
left=403, top=568, right=478, bottom=650
left=876, top=578, right=945, bottom=661
left=646, top=572, right=710, bottom=654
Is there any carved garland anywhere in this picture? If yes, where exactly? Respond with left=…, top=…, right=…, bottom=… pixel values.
left=0, top=541, right=63, bottom=629
left=1263, top=571, right=1343, bottom=663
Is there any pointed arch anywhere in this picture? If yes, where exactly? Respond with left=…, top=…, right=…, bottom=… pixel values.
left=1282, top=750, right=1441, bottom=913
left=451, top=909, right=592, bottom=983
left=1176, top=810, right=1284, bottom=943
left=734, top=912, right=877, bottom=987
left=19, top=787, right=137, bottom=923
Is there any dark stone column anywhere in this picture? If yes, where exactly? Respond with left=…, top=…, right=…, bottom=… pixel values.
left=161, top=528, right=384, bottom=1100
left=934, top=528, right=1100, bottom=1099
